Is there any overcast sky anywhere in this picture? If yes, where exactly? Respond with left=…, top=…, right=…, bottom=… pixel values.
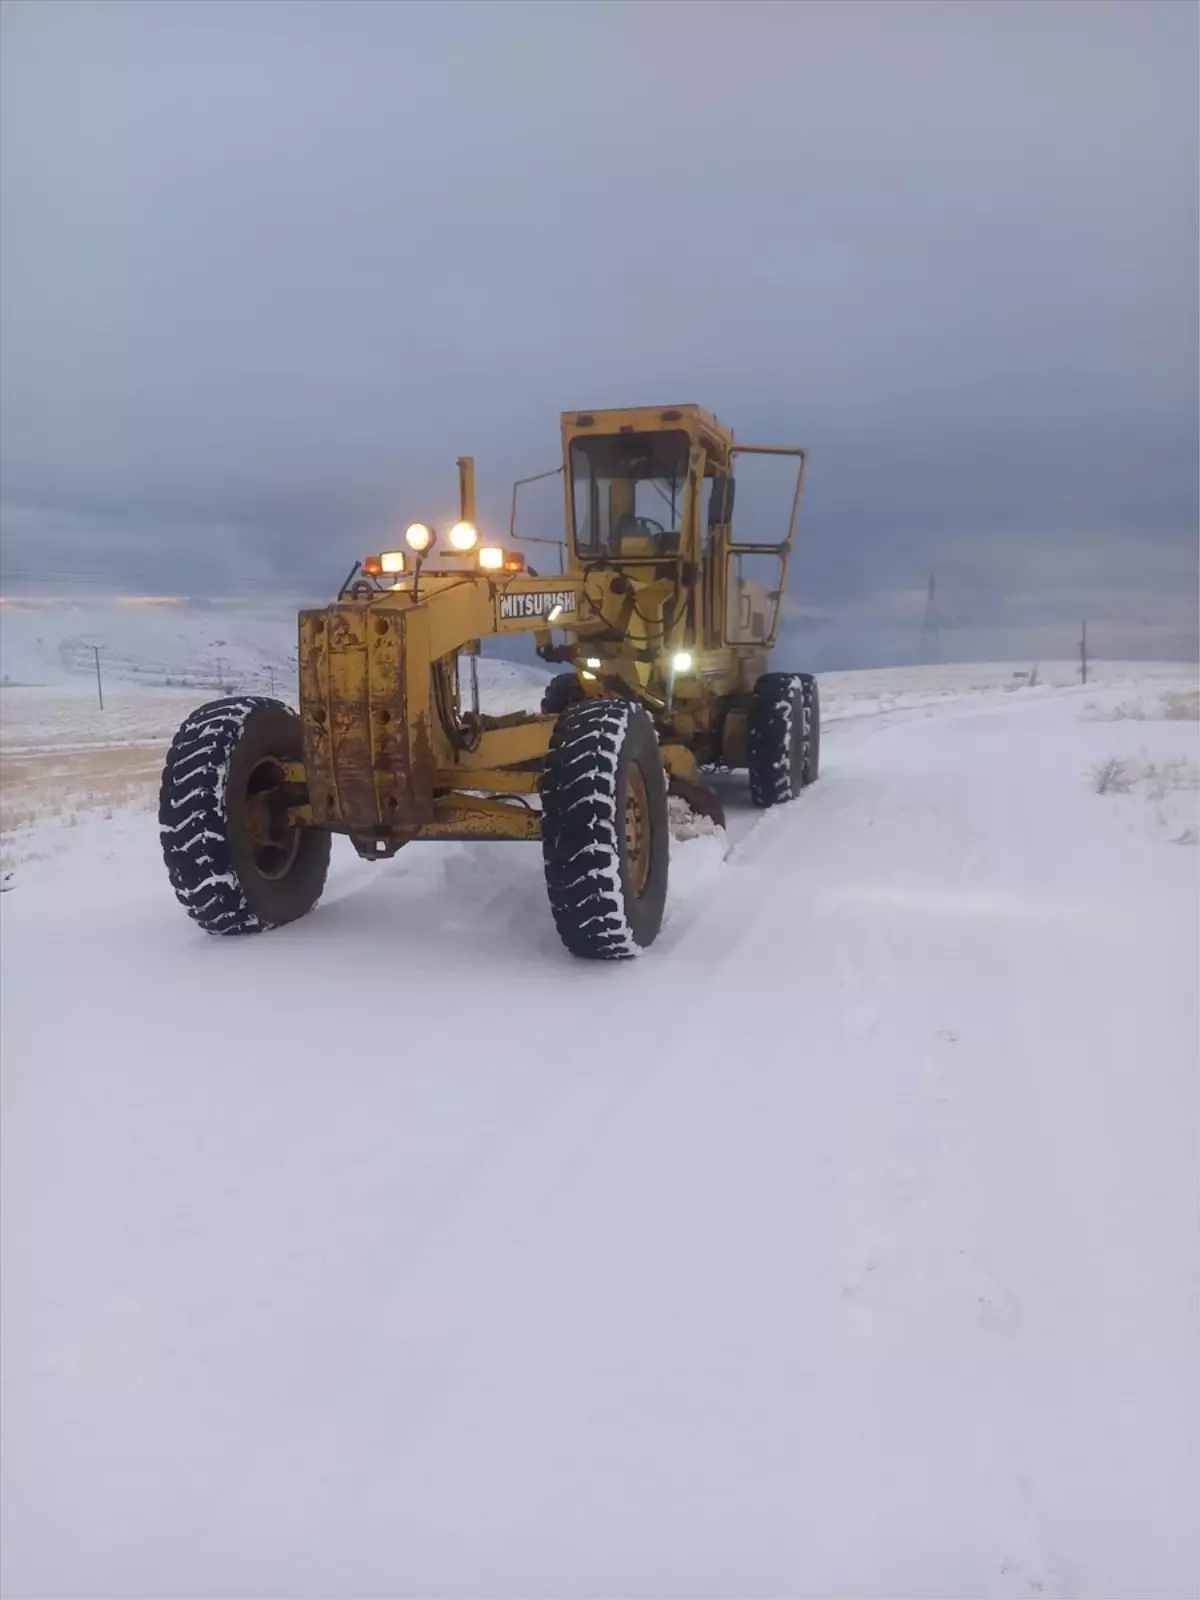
left=1, top=0, right=1196, bottom=665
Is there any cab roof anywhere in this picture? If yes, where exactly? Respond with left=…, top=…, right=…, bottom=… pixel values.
left=560, top=404, right=734, bottom=449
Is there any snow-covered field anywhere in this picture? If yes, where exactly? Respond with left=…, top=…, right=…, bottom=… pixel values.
left=0, top=595, right=307, bottom=694
left=2, top=651, right=1197, bottom=1599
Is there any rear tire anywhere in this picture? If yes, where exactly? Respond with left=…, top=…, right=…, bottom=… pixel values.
left=159, top=696, right=331, bottom=935
left=798, top=672, right=820, bottom=785
left=747, top=672, right=817, bottom=807
left=540, top=672, right=584, bottom=716
left=541, top=700, right=669, bottom=959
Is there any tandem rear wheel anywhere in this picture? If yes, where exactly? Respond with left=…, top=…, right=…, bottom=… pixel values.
left=747, top=672, right=820, bottom=807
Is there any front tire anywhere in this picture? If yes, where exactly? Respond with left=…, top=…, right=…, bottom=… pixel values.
left=158, top=696, right=331, bottom=934
left=747, top=672, right=818, bottom=807
left=541, top=700, right=669, bottom=959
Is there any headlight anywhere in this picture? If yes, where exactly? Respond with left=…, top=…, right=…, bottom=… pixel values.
left=478, top=545, right=504, bottom=571
left=448, top=520, right=478, bottom=551
left=380, top=551, right=406, bottom=574
left=672, top=650, right=694, bottom=673
left=405, top=523, right=433, bottom=553
left=585, top=657, right=602, bottom=670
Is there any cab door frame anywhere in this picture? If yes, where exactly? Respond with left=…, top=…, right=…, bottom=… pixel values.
left=719, top=444, right=809, bottom=648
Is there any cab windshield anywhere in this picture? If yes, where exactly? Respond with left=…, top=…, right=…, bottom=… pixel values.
left=570, top=430, right=690, bottom=559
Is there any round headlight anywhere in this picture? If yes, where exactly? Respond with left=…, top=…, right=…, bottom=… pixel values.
left=672, top=651, right=694, bottom=673
left=448, top=521, right=478, bottom=551
left=405, top=522, right=433, bottom=553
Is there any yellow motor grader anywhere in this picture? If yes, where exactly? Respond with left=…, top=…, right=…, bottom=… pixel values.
left=159, top=404, right=819, bottom=959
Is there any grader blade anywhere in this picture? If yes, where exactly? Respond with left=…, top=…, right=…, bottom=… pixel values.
left=667, top=773, right=727, bottom=831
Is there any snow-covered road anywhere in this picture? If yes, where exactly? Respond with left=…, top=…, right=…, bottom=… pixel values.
left=2, top=682, right=1197, bottom=1599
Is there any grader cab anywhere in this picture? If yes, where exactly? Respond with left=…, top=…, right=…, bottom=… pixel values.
left=158, top=404, right=820, bottom=959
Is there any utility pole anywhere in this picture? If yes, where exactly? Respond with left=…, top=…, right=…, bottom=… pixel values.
left=93, top=645, right=104, bottom=711
left=1080, top=620, right=1089, bottom=686
left=919, top=572, right=940, bottom=664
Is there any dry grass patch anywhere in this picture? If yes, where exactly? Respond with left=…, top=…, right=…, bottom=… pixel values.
left=0, top=745, right=165, bottom=870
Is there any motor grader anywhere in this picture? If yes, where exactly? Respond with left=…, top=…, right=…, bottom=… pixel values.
left=159, top=404, right=819, bottom=959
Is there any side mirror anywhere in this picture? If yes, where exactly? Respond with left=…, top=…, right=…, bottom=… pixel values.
left=708, top=476, right=735, bottom=527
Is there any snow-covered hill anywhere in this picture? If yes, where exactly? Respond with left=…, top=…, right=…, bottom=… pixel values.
left=0, top=595, right=553, bottom=751
left=5, top=596, right=1190, bottom=705
left=0, top=596, right=301, bottom=692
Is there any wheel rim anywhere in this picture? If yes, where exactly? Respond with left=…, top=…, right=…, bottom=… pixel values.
left=244, top=756, right=302, bottom=880
left=624, top=762, right=651, bottom=897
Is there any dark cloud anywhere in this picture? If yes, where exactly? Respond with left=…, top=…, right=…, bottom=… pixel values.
left=1, top=0, right=1196, bottom=663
